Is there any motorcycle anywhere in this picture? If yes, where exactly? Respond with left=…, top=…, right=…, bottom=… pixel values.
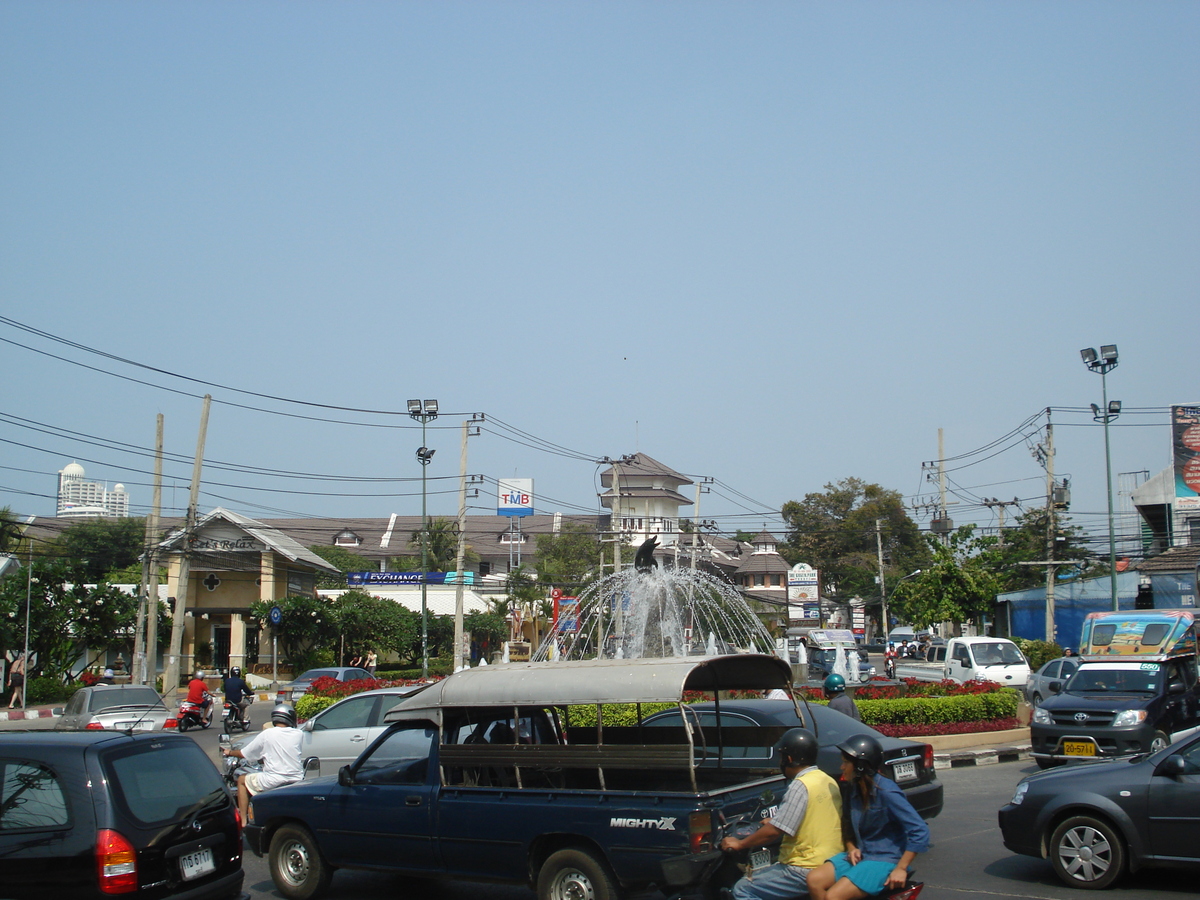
left=177, top=692, right=213, bottom=732
left=221, top=696, right=253, bottom=734
left=218, top=733, right=261, bottom=790
left=711, top=820, right=924, bottom=900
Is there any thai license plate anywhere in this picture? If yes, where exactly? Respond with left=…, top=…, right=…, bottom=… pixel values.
left=749, top=848, right=771, bottom=871
left=1064, top=740, right=1097, bottom=757
left=892, top=760, right=917, bottom=782
left=179, top=847, right=215, bottom=881
left=115, top=721, right=156, bottom=732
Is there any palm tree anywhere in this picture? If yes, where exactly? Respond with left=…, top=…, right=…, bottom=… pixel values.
left=0, top=506, right=26, bottom=555
left=410, top=517, right=476, bottom=572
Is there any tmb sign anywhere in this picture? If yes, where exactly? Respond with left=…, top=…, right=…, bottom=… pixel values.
left=498, top=478, right=534, bottom=517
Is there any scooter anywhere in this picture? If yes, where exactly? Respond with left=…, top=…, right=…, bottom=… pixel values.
left=177, top=693, right=213, bottom=732
left=221, top=697, right=253, bottom=734
left=217, top=733, right=261, bottom=790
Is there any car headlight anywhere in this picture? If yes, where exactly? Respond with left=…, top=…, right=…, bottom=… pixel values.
left=1010, top=782, right=1029, bottom=806
left=1113, top=709, right=1148, bottom=727
left=1032, top=707, right=1052, bottom=725
left=868, top=666, right=876, bottom=676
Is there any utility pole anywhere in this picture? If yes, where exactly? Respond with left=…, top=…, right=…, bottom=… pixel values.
left=1044, top=419, right=1057, bottom=643
left=981, top=497, right=1021, bottom=547
left=875, top=518, right=888, bottom=642
left=451, top=416, right=482, bottom=671
left=134, top=414, right=164, bottom=685
left=164, top=395, right=210, bottom=696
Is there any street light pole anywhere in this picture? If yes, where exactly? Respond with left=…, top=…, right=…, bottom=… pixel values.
left=1080, top=346, right=1120, bottom=612
left=409, top=400, right=438, bottom=678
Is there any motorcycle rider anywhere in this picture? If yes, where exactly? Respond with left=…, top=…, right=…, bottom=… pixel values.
left=221, top=703, right=304, bottom=822
left=185, top=670, right=213, bottom=725
left=222, top=666, right=252, bottom=726
left=824, top=674, right=861, bottom=722
left=718, top=728, right=843, bottom=900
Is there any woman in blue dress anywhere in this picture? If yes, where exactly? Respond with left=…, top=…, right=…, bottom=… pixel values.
left=808, top=734, right=930, bottom=900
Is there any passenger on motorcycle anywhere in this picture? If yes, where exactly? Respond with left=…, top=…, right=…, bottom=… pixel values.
left=222, top=666, right=252, bottom=723
left=718, top=728, right=843, bottom=900
left=221, top=703, right=303, bottom=822
left=808, top=735, right=930, bottom=900
left=186, top=671, right=213, bottom=725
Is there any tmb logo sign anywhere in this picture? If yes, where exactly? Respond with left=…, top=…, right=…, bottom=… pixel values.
left=497, top=478, right=534, bottom=517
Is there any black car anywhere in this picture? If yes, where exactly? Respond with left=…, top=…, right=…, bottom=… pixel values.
left=999, top=731, right=1200, bottom=889
left=641, top=698, right=943, bottom=820
left=0, top=731, right=244, bottom=899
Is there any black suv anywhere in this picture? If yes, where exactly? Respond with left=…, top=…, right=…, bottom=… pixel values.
left=0, top=731, right=244, bottom=899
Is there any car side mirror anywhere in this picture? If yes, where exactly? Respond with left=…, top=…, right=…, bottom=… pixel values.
left=301, top=719, right=315, bottom=732
left=1154, top=755, right=1186, bottom=778
left=218, top=733, right=232, bottom=747
left=1168, top=681, right=1186, bottom=695
left=51, top=707, right=64, bottom=716
left=1048, top=681, right=1062, bottom=694
left=338, top=765, right=355, bottom=787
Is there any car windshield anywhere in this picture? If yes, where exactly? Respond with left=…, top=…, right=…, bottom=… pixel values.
left=1066, top=665, right=1162, bottom=694
left=969, top=643, right=1026, bottom=666
left=89, top=687, right=164, bottom=712
left=102, top=740, right=227, bottom=825
left=296, top=669, right=340, bottom=683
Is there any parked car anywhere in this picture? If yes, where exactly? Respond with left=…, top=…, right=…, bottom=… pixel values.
left=999, top=731, right=1200, bottom=889
left=0, top=731, right=243, bottom=899
left=231, top=684, right=430, bottom=776
left=641, top=698, right=943, bottom=820
left=1024, top=656, right=1080, bottom=707
left=275, top=666, right=376, bottom=704
left=54, top=683, right=174, bottom=732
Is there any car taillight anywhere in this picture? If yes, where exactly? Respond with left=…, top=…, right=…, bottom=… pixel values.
left=922, top=743, right=934, bottom=772
left=163, top=717, right=178, bottom=730
left=96, top=829, right=137, bottom=894
left=688, top=810, right=714, bottom=853
left=85, top=722, right=105, bottom=730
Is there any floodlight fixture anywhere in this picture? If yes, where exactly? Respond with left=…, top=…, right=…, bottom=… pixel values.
left=1079, top=345, right=1121, bottom=611
left=424, top=399, right=438, bottom=415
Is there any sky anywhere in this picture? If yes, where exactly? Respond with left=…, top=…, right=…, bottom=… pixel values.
left=1, top=2, right=1197, bottom=554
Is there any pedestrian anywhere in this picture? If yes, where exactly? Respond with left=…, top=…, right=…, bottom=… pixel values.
left=7, top=651, right=26, bottom=709
left=824, top=674, right=861, bottom=721
left=1062, top=648, right=1074, bottom=658
left=365, top=649, right=377, bottom=677
left=719, top=728, right=843, bottom=900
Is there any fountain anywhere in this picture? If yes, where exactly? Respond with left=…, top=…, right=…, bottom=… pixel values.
left=532, top=539, right=776, bottom=661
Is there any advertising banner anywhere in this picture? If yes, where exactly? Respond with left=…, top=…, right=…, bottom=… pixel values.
left=498, top=478, right=535, bottom=516
left=1173, top=406, right=1200, bottom=511
left=347, top=571, right=473, bottom=586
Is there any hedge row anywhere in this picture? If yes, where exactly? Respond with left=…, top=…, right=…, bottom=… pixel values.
left=855, top=690, right=1018, bottom=726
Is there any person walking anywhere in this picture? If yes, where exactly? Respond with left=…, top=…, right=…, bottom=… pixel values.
left=719, top=728, right=843, bottom=900
left=824, top=674, right=861, bottom=721
left=7, top=651, right=26, bottom=709
left=365, top=649, right=377, bottom=677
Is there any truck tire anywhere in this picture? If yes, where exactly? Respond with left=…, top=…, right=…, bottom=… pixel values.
left=537, top=848, right=619, bottom=900
left=270, top=824, right=334, bottom=900
left=1049, top=814, right=1126, bottom=889
left=1150, top=731, right=1169, bottom=753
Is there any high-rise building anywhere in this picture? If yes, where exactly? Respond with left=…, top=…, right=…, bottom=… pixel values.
left=57, top=462, right=129, bottom=518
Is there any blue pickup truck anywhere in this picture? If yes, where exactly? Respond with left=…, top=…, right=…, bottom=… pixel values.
left=245, top=654, right=828, bottom=900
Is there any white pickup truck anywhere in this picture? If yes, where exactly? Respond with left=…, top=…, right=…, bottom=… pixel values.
left=894, top=636, right=1030, bottom=687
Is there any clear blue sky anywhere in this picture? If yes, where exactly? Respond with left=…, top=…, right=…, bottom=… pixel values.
left=2, top=2, right=1196, bottom=553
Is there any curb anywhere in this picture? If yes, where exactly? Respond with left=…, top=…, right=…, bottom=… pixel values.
left=0, top=707, right=58, bottom=722
left=933, top=744, right=1032, bottom=769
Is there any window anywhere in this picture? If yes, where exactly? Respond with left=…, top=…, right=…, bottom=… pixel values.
left=356, top=725, right=435, bottom=784
left=333, top=530, right=362, bottom=547
left=312, top=695, right=378, bottom=731
left=1188, top=517, right=1200, bottom=546
left=0, top=760, right=69, bottom=831
left=287, top=569, right=315, bottom=596
left=103, top=742, right=226, bottom=826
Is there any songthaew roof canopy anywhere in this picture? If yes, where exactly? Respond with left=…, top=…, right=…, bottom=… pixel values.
left=384, top=654, right=792, bottom=724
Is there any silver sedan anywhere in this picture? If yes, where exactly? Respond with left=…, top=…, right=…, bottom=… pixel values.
left=54, top=684, right=173, bottom=732
left=1024, top=656, right=1080, bottom=707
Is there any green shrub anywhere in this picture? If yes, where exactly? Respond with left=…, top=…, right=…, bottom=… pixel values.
left=1011, top=638, right=1061, bottom=670
left=561, top=703, right=677, bottom=728
left=856, top=689, right=1019, bottom=727
left=26, top=676, right=83, bottom=705
left=295, top=694, right=337, bottom=721
left=389, top=662, right=454, bottom=680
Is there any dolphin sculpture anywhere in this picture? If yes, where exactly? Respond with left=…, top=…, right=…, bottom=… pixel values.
left=634, top=536, right=659, bottom=573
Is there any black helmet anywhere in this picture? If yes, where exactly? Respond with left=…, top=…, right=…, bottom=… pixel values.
left=271, top=703, right=297, bottom=728
left=778, top=727, right=819, bottom=770
left=230, top=666, right=241, bottom=677
left=838, top=734, right=884, bottom=776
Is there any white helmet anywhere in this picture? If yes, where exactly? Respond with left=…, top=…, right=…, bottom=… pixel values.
left=194, top=671, right=204, bottom=680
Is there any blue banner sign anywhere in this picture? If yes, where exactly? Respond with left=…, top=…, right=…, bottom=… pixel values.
left=347, top=571, right=476, bottom=586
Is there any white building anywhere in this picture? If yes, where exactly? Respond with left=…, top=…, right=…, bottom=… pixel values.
left=57, top=462, right=129, bottom=518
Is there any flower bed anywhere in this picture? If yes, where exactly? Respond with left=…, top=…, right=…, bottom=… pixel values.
left=293, top=676, right=429, bottom=721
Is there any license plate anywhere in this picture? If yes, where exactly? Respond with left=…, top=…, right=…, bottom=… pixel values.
left=115, top=720, right=156, bottom=731
left=179, top=847, right=215, bottom=881
left=749, top=848, right=771, bottom=871
left=892, top=760, right=917, bottom=782
left=1064, top=740, right=1097, bottom=757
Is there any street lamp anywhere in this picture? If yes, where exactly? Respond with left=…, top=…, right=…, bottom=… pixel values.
left=1080, top=345, right=1120, bottom=611
left=409, top=399, right=438, bottom=678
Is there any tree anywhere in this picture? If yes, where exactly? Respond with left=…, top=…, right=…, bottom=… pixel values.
left=308, top=545, right=373, bottom=589
left=0, top=506, right=26, bottom=555
left=329, top=590, right=418, bottom=663
left=987, top=508, right=1093, bottom=592
left=780, top=478, right=929, bottom=599
left=409, top=518, right=475, bottom=572
left=249, top=595, right=339, bottom=671
left=52, top=518, right=147, bottom=582
left=890, top=528, right=1003, bottom=632
left=535, top=523, right=601, bottom=589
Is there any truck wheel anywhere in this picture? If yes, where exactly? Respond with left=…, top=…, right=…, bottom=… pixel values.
left=270, top=824, right=333, bottom=900
left=1150, top=731, right=1169, bottom=753
left=1049, top=815, right=1126, bottom=889
left=537, top=848, right=619, bottom=900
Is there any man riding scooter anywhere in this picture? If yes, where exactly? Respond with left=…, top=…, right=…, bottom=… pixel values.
left=223, top=666, right=253, bottom=729
left=221, top=703, right=303, bottom=822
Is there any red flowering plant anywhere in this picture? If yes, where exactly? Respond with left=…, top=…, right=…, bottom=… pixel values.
left=294, top=676, right=438, bottom=721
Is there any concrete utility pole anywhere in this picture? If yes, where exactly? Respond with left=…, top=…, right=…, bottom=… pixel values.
left=134, top=414, right=164, bottom=685
left=876, top=518, right=888, bottom=641
left=1044, top=420, right=1057, bottom=643
left=164, top=396, right=210, bottom=695
left=452, top=417, right=481, bottom=671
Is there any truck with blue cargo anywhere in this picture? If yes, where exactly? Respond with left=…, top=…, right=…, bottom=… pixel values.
left=243, top=653, right=940, bottom=900
left=1030, top=610, right=1200, bottom=768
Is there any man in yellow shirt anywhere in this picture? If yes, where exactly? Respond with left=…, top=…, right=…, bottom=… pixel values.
left=719, top=728, right=843, bottom=900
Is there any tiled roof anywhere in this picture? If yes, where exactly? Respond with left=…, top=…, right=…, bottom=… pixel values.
left=1136, top=544, right=1200, bottom=574
left=599, top=453, right=693, bottom=488
left=735, top=552, right=791, bottom=575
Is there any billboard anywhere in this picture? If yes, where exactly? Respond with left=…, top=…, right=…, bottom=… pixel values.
left=788, top=563, right=819, bottom=602
left=1173, top=405, right=1200, bottom=511
left=498, top=478, right=535, bottom=516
